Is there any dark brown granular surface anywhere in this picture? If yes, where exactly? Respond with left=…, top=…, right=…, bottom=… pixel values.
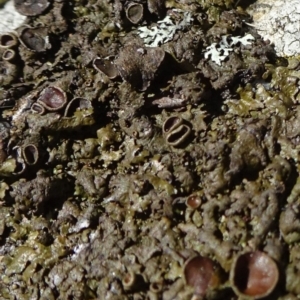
left=0, top=0, right=300, bottom=299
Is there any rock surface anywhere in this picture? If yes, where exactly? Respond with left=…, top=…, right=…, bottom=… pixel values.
left=247, top=0, right=300, bottom=56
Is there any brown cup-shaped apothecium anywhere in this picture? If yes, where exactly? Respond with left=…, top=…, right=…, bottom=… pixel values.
left=122, top=271, right=137, bottom=291
left=22, top=144, right=39, bottom=166
left=184, top=256, right=221, bottom=296
left=2, top=49, right=16, bottom=62
left=0, top=33, right=18, bottom=48
left=230, top=251, right=279, bottom=299
left=126, top=2, right=144, bottom=24
left=15, top=0, right=50, bottom=16
left=19, top=27, right=50, bottom=52
left=37, top=86, right=67, bottom=111
left=12, top=146, right=26, bottom=175
left=166, top=124, right=191, bottom=147
left=163, top=116, right=183, bottom=134
left=64, top=97, right=92, bottom=117
left=31, top=102, right=45, bottom=115
left=93, top=57, right=119, bottom=79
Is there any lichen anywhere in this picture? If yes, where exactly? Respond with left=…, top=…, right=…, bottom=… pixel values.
left=138, top=9, right=193, bottom=47
left=204, top=34, right=255, bottom=65
left=248, top=0, right=300, bottom=57
left=0, top=0, right=300, bottom=299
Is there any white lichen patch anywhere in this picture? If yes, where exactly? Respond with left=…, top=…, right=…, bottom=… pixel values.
left=0, top=0, right=26, bottom=34
left=138, top=9, right=193, bottom=47
left=204, top=34, right=255, bottom=65
left=248, top=0, right=300, bottom=57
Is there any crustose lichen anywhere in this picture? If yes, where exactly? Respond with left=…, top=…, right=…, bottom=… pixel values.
left=248, top=0, right=300, bottom=57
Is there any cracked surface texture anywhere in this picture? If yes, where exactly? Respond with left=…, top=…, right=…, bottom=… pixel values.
left=249, top=0, right=300, bottom=57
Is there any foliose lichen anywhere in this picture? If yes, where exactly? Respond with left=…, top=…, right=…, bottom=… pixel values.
left=204, top=34, right=255, bottom=65
left=138, top=9, right=193, bottom=47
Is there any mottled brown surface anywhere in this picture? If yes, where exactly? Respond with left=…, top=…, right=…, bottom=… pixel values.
left=0, top=0, right=300, bottom=299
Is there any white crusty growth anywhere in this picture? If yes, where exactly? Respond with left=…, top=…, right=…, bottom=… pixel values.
left=204, top=34, right=255, bottom=65
left=249, top=0, right=300, bottom=57
left=0, top=0, right=26, bottom=34
left=138, top=9, right=193, bottom=47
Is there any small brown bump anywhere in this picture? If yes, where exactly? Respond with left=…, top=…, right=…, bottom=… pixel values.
left=115, top=44, right=165, bottom=91
left=0, top=61, right=18, bottom=86
left=150, top=281, right=163, bottom=293
left=186, top=194, right=201, bottom=209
